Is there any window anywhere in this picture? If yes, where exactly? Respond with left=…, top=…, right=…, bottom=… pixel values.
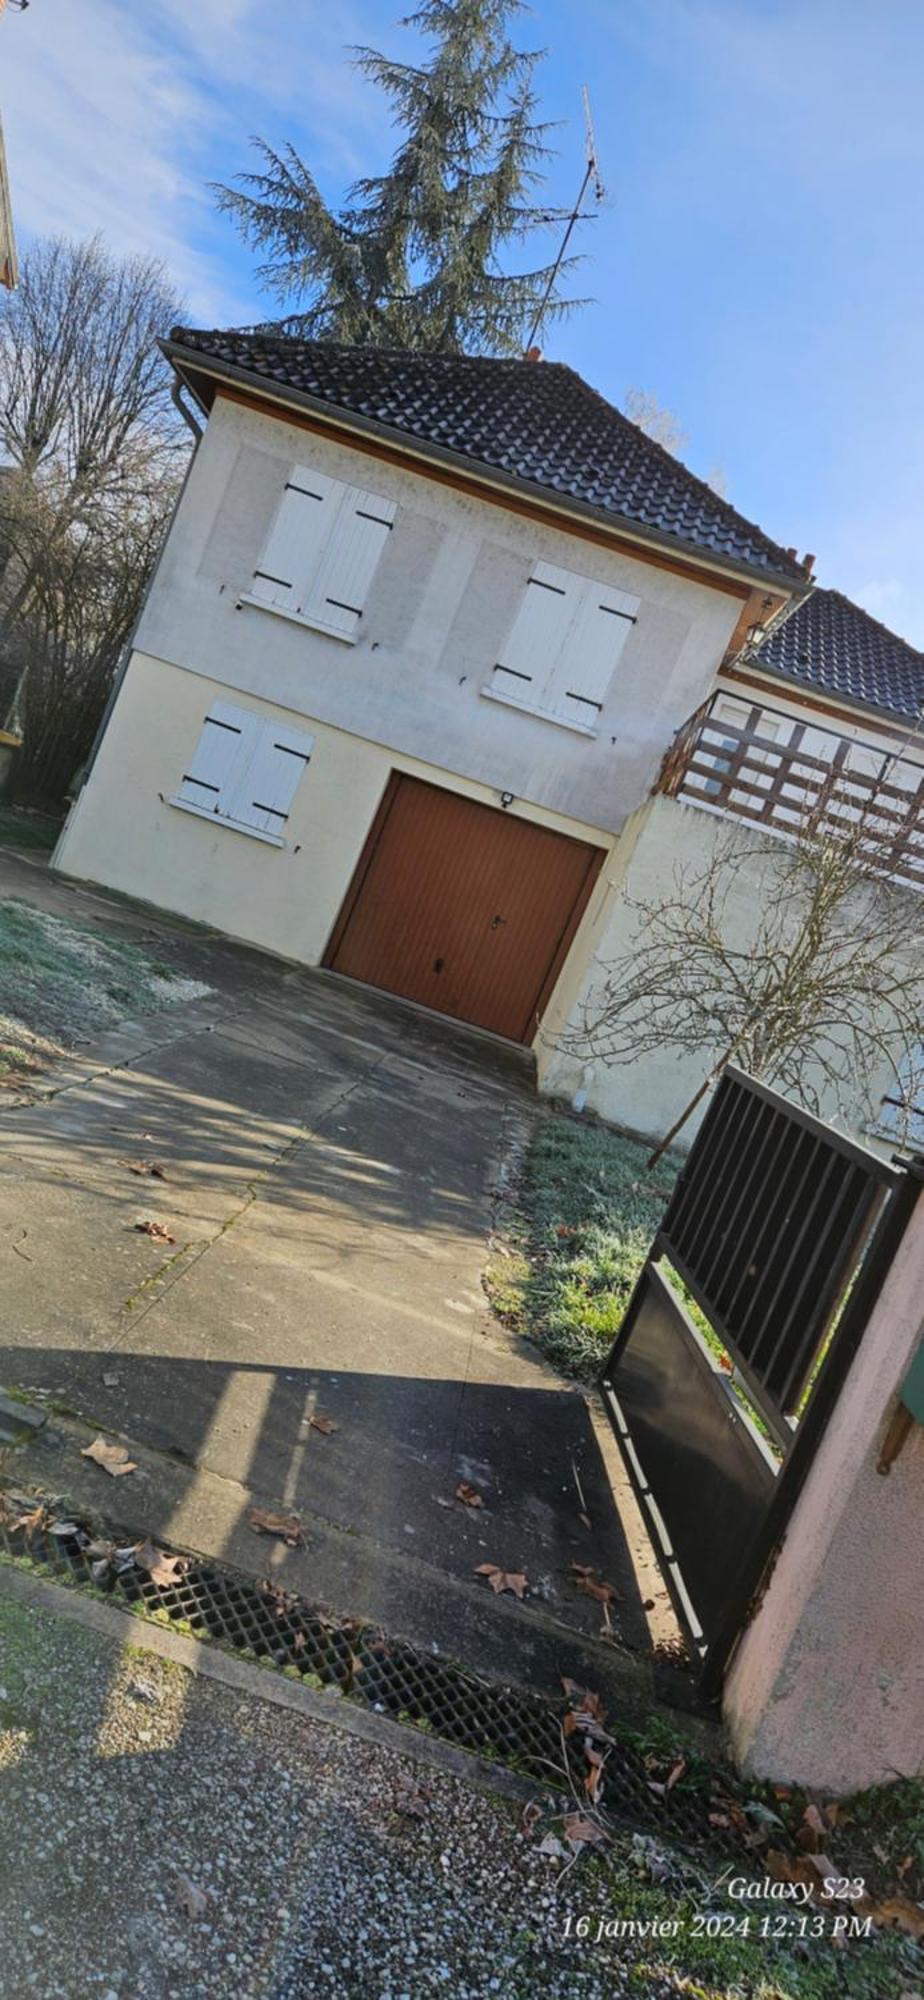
left=171, top=700, right=314, bottom=846
left=245, top=463, right=396, bottom=641
left=482, top=561, right=639, bottom=734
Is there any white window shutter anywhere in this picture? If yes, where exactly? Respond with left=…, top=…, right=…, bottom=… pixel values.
left=306, top=485, right=397, bottom=636
left=493, top=561, right=578, bottom=699
left=551, top=581, right=639, bottom=727
left=251, top=466, right=339, bottom=612
left=178, top=701, right=259, bottom=816
left=229, top=720, right=314, bottom=836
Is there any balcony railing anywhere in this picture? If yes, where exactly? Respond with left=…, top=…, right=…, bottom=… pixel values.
left=655, top=698, right=924, bottom=892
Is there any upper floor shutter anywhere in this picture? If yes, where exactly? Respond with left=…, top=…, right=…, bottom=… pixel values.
left=229, top=720, right=315, bottom=836
left=178, top=701, right=260, bottom=816
left=491, top=562, right=639, bottom=728
left=551, top=581, right=638, bottom=727
left=493, top=562, right=579, bottom=700
left=306, top=486, right=397, bottom=637
left=251, top=466, right=339, bottom=613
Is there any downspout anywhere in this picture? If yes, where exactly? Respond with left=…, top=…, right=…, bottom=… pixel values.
left=172, top=380, right=203, bottom=444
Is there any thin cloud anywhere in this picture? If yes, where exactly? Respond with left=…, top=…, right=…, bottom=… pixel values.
left=1, top=0, right=388, bottom=321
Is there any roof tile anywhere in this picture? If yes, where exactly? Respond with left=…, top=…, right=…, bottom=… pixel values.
left=756, top=588, right=924, bottom=726
left=168, top=328, right=807, bottom=585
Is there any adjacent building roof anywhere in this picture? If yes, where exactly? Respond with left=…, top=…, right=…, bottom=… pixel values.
left=166, top=327, right=809, bottom=589
left=755, top=587, right=924, bottom=727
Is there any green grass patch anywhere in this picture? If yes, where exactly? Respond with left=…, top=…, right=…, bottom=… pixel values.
left=588, top=1834, right=917, bottom=2000
left=0, top=897, right=210, bottom=1078
left=486, top=1113, right=678, bottom=1379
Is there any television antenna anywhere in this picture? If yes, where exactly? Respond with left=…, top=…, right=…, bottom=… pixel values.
left=523, top=85, right=605, bottom=355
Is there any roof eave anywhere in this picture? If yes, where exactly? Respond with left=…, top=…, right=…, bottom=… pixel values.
left=161, top=338, right=811, bottom=601
left=742, top=654, right=924, bottom=738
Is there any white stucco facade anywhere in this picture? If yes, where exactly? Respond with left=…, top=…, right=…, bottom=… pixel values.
left=54, top=650, right=615, bottom=989
left=537, top=792, right=905, bottom=1149
left=54, top=383, right=769, bottom=1060
left=120, top=392, right=746, bottom=837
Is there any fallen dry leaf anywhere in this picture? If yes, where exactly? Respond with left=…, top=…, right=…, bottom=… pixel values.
left=308, top=1412, right=338, bottom=1436
left=474, top=1562, right=527, bottom=1599
left=570, top=1562, right=621, bottom=1606
left=80, top=1436, right=137, bottom=1477
left=561, top=1679, right=607, bottom=1726
left=860, top=1895, right=924, bottom=1939
left=123, top=1159, right=169, bottom=1180
left=9, top=1501, right=48, bottom=1538
left=134, top=1218, right=175, bottom=1243
left=455, top=1482, right=484, bottom=1509
left=765, top=1849, right=841, bottom=1901
left=174, top=1872, right=209, bottom=1920
left=796, top=1802, right=828, bottom=1852
left=133, top=1539, right=188, bottom=1588
left=521, top=1801, right=542, bottom=1838
left=563, top=1813, right=607, bottom=1850
left=247, top=1506, right=304, bottom=1547
left=584, top=1747, right=605, bottom=1804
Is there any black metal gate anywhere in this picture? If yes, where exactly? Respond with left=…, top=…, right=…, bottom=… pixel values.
left=600, top=1067, right=919, bottom=1693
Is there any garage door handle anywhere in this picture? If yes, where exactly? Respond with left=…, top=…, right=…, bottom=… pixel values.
left=433, top=956, right=445, bottom=973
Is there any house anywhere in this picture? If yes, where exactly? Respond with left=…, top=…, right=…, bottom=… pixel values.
left=60, top=330, right=923, bottom=1143
left=538, top=584, right=924, bottom=1143
left=55, top=327, right=812, bottom=1066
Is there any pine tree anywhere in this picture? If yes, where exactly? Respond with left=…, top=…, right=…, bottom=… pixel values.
left=213, top=1, right=579, bottom=355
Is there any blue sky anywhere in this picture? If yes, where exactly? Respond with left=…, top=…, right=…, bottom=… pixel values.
left=4, top=0, right=923, bottom=641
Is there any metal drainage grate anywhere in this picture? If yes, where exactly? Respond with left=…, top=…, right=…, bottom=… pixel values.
left=0, top=1509, right=727, bottom=1851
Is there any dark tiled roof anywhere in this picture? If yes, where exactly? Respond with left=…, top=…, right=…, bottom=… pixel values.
left=756, top=588, right=924, bottom=725
left=168, top=327, right=808, bottom=586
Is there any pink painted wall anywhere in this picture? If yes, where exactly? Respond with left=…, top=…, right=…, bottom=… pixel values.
left=724, top=1188, right=924, bottom=1795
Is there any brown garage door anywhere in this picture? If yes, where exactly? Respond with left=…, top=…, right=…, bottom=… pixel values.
left=325, top=774, right=605, bottom=1043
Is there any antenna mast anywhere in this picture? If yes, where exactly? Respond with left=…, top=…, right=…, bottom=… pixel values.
left=523, top=86, right=605, bottom=355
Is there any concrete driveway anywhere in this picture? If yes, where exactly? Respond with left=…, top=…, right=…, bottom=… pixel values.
left=0, top=855, right=678, bottom=1713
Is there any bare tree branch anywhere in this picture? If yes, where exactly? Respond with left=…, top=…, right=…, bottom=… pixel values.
left=563, top=785, right=924, bottom=1163
left=0, top=235, right=187, bottom=800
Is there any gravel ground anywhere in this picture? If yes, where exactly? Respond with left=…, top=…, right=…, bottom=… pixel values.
left=0, top=1592, right=911, bottom=2000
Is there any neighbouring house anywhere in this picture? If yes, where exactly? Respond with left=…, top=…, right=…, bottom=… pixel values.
left=540, top=584, right=924, bottom=1144
left=53, top=327, right=809, bottom=1049
left=54, top=330, right=922, bottom=1144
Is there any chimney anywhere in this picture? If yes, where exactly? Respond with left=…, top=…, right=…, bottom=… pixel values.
left=523, top=345, right=542, bottom=364
left=802, top=552, right=816, bottom=577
